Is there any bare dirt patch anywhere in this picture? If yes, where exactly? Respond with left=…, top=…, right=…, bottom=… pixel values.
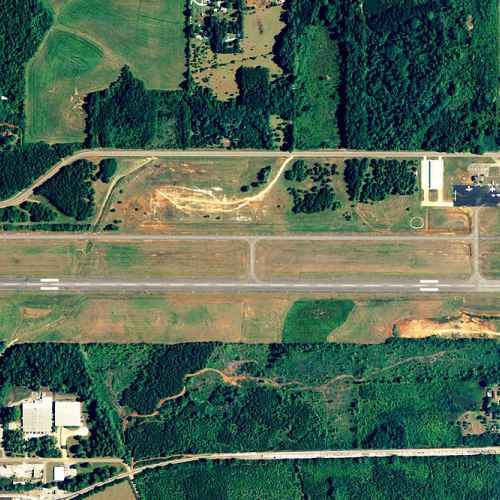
left=22, top=307, right=52, bottom=320
left=397, top=313, right=499, bottom=339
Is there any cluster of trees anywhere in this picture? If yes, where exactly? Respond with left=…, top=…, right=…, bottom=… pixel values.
left=35, top=159, right=96, bottom=220
left=0, top=0, right=52, bottom=124
left=285, top=160, right=341, bottom=214
left=0, top=143, right=78, bottom=201
left=1, top=222, right=92, bottom=232
left=2, top=430, right=60, bottom=457
left=202, top=0, right=244, bottom=53
left=120, top=343, right=216, bottom=414
left=0, top=202, right=56, bottom=224
left=20, top=201, right=57, bottom=222
left=56, top=466, right=119, bottom=492
left=0, top=344, right=125, bottom=458
left=344, top=158, right=418, bottom=202
left=84, top=65, right=273, bottom=150
left=96, top=159, right=117, bottom=183
left=240, top=165, right=272, bottom=192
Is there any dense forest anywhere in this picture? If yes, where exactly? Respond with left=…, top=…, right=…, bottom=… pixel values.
left=0, top=143, right=78, bottom=200
left=134, top=456, right=500, bottom=500
left=272, top=0, right=498, bottom=152
left=35, top=159, right=96, bottom=220
left=97, top=339, right=500, bottom=459
left=0, top=0, right=52, bottom=125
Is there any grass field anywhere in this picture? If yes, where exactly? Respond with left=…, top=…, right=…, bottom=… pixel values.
left=0, top=292, right=288, bottom=343
left=0, top=293, right=494, bottom=344
left=480, top=207, right=500, bottom=235
left=480, top=241, right=500, bottom=279
left=255, top=240, right=472, bottom=280
left=294, top=26, right=340, bottom=148
left=88, top=480, right=135, bottom=500
left=97, top=156, right=436, bottom=235
left=0, top=240, right=248, bottom=280
left=25, top=0, right=185, bottom=143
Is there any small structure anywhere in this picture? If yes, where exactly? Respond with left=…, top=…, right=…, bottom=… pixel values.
left=22, top=395, right=53, bottom=438
left=54, top=401, right=82, bottom=428
left=53, top=466, right=65, bottom=482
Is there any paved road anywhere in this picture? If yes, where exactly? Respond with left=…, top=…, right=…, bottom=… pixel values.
left=61, top=446, right=500, bottom=499
left=1, top=147, right=499, bottom=209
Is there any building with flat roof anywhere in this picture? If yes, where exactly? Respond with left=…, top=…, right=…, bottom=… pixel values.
left=54, top=401, right=81, bottom=428
left=421, top=157, right=444, bottom=191
left=22, top=395, right=53, bottom=438
left=53, top=466, right=65, bottom=482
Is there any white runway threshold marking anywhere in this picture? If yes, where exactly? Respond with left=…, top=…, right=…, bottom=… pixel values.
left=419, top=287, right=439, bottom=292
left=40, top=278, right=60, bottom=283
left=420, top=279, right=439, bottom=284
left=40, top=286, right=59, bottom=291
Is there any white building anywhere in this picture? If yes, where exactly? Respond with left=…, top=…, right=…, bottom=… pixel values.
left=53, top=466, right=65, bottom=482
left=421, top=157, right=444, bottom=191
left=22, top=395, right=53, bottom=438
left=54, top=401, right=82, bottom=428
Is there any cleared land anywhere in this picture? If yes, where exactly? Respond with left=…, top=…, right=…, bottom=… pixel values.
left=0, top=240, right=248, bottom=280
left=255, top=240, right=473, bottom=280
left=0, top=293, right=497, bottom=344
left=25, top=0, right=185, bottom=143
left=294, top=26, right=340, bottom=148
left=98, top=156, right=436, bottom=235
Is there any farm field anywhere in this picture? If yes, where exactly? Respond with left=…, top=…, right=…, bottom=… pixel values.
left=480, top=241, right=500, bottom=279
left=255, top=240, right=473, bottom=281
left=87, top=480, right=135, bottom=500
left=190, top=1, right=284, bottom=100
left=0, top=240, right=248, bottom=280
left=25, top=0, right=185, bottom=143
left=0, top=293, right=496, bottom=344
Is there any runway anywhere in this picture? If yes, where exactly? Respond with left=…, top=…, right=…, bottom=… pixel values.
left=2, top=278, right=500, bottom=294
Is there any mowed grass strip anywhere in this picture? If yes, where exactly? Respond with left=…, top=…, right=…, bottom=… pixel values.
left=480, top=242, right=500, bottom=279
left=256, top=240, right=472, bottom=280
left=0, top=240, right=249, bottom=280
